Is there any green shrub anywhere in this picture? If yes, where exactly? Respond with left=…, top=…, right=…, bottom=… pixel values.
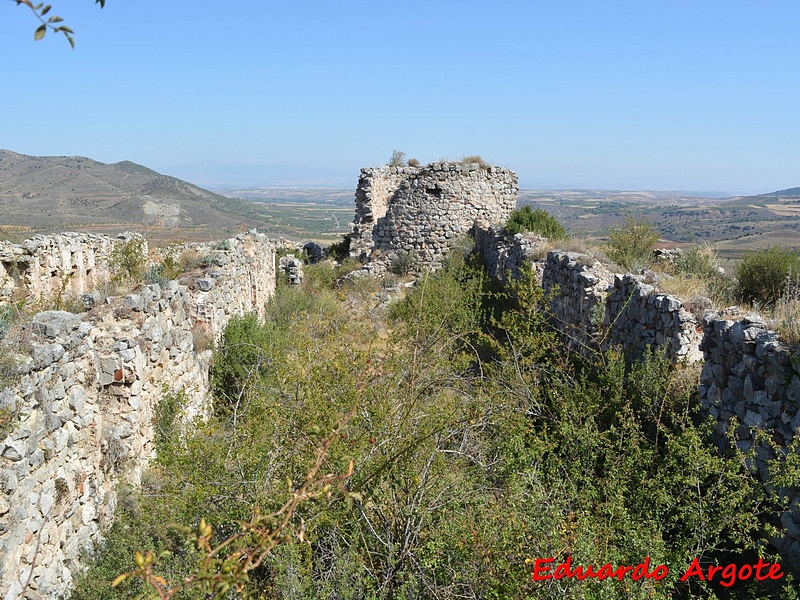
left=606, top=216, right=660, bottom=271
left=407, top=157, right=420, bottom=167
left=154, top=389, right=188, bottom=460
left=658, top=243, right=736, bottom=306
left=333, top=257, right=363, bottom=280
left=0, top=304, right=16, bottom=341
left=212, top=239, right=232, bottom=251
left=673, top=242, right=719, bottom=279
left=110, top=236, right=147, bottom=286
left=327, top=234, right=351, bottom=261
left=504, top=205, right=568, bottom=240
left=389, top=250, right=417, bottom=275
left=737, top=246, right=800, bottom=306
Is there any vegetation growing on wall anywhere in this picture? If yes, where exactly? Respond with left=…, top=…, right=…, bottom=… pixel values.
left=110, top=236, right=148, bottom=287
left=504, top=205, right=568, bottom=239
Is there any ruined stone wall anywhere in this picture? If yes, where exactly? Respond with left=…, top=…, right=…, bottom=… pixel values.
left=472, top=221, right=546, bottom=281
left=475, top=231, right=799, bottom=558
left=699, top=312, right=800, bottom=560
left=541, top=251, right=616, bottom=353
left=0, top=232, right=277, bottom=599
left=604, top=273, right=704, bottom=362
left=350, top=163, right=517, bottom=270
left=0, top=233, right=144, bottom=306
left=539, top=251, right=703, bottom=361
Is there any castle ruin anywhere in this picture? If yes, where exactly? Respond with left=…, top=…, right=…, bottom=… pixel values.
left=349, top=162, right=518, bottom=270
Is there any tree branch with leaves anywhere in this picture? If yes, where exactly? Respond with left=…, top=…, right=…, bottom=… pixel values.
left=13, top=0, right=105, bottom=47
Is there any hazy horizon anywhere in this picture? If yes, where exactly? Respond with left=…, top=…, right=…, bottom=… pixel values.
left=2, top=2, right=798, bottom=196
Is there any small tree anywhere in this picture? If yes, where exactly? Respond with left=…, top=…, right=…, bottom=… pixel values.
left=606, top=216, right=660, bottom=271
left=110, top=236, right=148, bottom=286
left=388, top=150, right=406, bottom=167
left=503, top=206, right=567, bottom=240
left=327, top=234, right=351, bottom=261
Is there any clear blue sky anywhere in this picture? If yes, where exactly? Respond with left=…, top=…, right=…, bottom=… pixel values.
left=2, top=0, right=799, bottom=193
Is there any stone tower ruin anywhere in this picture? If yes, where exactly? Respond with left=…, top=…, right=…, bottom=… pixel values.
left=349, top=162, right=518, bottom=270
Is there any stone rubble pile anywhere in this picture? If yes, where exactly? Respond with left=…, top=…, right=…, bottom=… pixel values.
left=278, top=254, right=304, bottom=285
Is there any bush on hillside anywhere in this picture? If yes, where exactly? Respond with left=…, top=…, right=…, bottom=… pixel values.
left=110, top=236, right=147, bottom=286
left=389, top=250, right=417, bottom=276
left=673, top=242, right=719, bottom=279
left=737, top=246, right=800, bottom=306
left=606, top=216, right=660, bottom=271
left=327, top=234, right=351, bottom=261
left=503, top=206, right=567, bottom=240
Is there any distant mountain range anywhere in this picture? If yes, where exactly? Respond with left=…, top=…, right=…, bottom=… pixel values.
left=0, top=150, right=273, bottom=241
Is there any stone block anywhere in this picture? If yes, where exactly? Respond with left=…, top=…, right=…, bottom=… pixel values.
left=124, top=294, right=144, bottom=311
left=29, top=311, right=82, bottom=339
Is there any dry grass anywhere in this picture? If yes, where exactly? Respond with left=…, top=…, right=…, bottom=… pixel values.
left=767, top=274, right=800, bottom=345
left=770, top=299, right=800, bottom=345
left=655, top=274, right=711, bottom=301
left=178, top=249, right=202, bottom=272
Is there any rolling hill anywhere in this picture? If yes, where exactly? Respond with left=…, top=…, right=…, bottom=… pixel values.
left=0, top=150, right=274, bottom=242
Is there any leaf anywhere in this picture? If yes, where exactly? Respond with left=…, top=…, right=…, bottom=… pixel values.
left=66, top=33, right=74, bottom=49
left=34, top=24, right=46, bottom=41
left=96, top=0, right=106, bottom=6
left=40, top=4, right=50, bottom=15
left=111, top=573, right=129, bottom=587
left=47, top=16, right=63, bottom=23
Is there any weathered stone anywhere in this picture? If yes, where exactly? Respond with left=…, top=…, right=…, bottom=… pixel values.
left=29, top=311, right=82, bottom=339
left=31, top=343, right=65, bottom=370
left=123, top=294, right=144, bottom=311
left=196, top=278, right=215, bottom=291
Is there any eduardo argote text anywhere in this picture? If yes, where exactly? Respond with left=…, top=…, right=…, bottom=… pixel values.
left=531, top=556, right=784, bottom=588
